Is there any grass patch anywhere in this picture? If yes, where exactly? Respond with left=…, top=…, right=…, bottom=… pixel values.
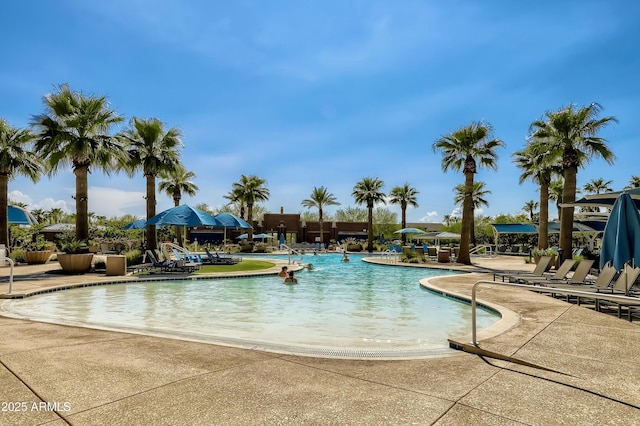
left=195, top=259, right=275, bottom=273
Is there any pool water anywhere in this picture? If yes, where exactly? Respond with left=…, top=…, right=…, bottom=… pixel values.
left=2, top=254, right=497, bottom=357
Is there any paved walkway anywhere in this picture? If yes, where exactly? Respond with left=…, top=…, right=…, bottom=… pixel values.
left=1, top=256, right=640, bottom=425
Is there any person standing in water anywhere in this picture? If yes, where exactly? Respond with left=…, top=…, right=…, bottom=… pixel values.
left=284, top=270, right=298, bottom=284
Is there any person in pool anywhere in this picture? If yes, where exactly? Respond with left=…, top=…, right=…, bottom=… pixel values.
left=278, top=266, right=288, bottom=277
left=284, top=270, right=298, bottom=284
left=306, top=263, right=313, bottom=270
left=342, top=253, right=350, bottom=262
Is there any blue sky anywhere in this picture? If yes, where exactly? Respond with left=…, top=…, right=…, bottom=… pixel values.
left=1, top=0, right=639, bottom=222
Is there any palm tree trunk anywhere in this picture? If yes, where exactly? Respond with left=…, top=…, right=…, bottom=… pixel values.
left=560, top=166, right=577, bottom=262
left=247, top=204, right=254, bottom=240
left=0, top=173, right=9, bottom=248
left=318, top=207, right=324, bottom=249
left=75, top=165, right=89, bottom=241
left=173, top=194, right=183, bottom=247
left=539, top=180, right=549, bottom=249
left=470, top=209, right=476, bottom=246
left=457, top=172, right=473, bottom=264
left=145, top=173, right=157, bottom=250
left=401, top=207, right=407, bottom=245
left=367, top=203, right=374, bottom=252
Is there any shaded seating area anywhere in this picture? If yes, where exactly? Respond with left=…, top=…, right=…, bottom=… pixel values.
left=145, top=250, right=197, bottom=273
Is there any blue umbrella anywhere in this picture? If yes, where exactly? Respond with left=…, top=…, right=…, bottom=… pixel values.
left=393, top=227, right=427, bottom=234
left=122, top=218, right=147, bottom=230
left=147, top=205, right=221, bottom=227
left=600, top=192, right=640, bottom=270
left=212, top=213, right=252, bottom=229
left=8, top=205, right=37, bottom=225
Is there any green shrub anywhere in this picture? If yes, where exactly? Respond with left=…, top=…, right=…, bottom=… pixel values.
left=124, top=249, right=143, bottom=265
left=11, top=248, right=25, bottom=263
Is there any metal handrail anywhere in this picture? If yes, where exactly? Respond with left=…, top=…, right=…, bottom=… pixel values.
left=1, top=256, right=15, bottom=295
left=470, top=280, right=640, bottom=345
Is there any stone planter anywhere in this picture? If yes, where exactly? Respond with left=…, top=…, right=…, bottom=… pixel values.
left=57, top=253, right=94, bottom=274
left=23, top=250, right=54, bottom=264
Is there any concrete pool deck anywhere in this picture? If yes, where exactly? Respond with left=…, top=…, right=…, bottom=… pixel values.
left=1, top=255, right=640, bottom=424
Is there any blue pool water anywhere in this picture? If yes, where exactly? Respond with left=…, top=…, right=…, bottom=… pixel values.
left=2, top=254, right=497, bottom=357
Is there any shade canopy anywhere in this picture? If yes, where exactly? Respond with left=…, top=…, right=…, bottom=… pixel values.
left=8, top=205, right=37, bottom=225
left=564, top=187, right=640, bottom=209
left=147, top=205, right=220, bottom=227
left=122, top=219, right=147, bottom=230
left=212, top=213, right=252, bottom=229
left=600, top=192, right=640, bottom=270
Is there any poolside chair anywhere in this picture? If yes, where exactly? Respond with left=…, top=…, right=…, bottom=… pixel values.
left=528, top=259, right=593, bottom=286
left=493, top=255, right=552, bottom=282
left=596, top=266, right=640, bottom=320
left=521, top=259, right=576, bottom=285
left=173, top=249, right=201, bottom=270
left=204, top=247, right=241, bottom=265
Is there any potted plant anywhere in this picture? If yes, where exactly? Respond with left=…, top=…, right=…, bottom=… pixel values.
left=22, top=234, right=56, bottom=264
left=56, top=231, right=94, bottom=274
left=531, top=248, right=557, bottom=270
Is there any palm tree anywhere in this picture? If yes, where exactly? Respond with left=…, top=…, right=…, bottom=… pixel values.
left=530, top=103, right=616, bottom=261
left=0, top=119, right=42, bottom=247
left=230, top=175, right=269, bottom=240
left=352, top=177, right=386, bottom=252
left=522, top=200, right=539, bottom=222
left=583, top=177, right=612, bottom=194
left=453, top=181, right=490, bottom=246
left=32, top=84, right=125, bottom=241
left=159, top=165, right=198, bottom=246
left=389, top=183, right=419, bottom=244
left=120, top=117, right=183, bottom=250
left=626, top=175, right=640, bottom=189
left=301, top=186, right=340, bottom=248
left=548, top=179, right=565, bottom=221
left=433, top=121, right=504, bottom=264
left=223, top=187, right=245, bottom=219
left=513, top=137, right=561, bottom=249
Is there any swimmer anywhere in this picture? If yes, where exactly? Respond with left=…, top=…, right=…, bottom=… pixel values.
left=278, top=266, right=288, bottom=277
left=342, top=253, right=350, bottom=262
left=306, top=263, right=313, bottom=270
left=284, top=270, right=298, bottom=284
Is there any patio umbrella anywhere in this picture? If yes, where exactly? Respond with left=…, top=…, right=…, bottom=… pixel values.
left=8, top=205, right=37, bottom=225
left=122, top=219, right=147, bottom=230
left=599, top=192, right=640, bottom=270
left=393, top=227, right=427, bottom=234
left=564, top=187, right=640, bottom=209
left=211, top=213, right=252, bottom=247
left=253, top=233, right=272, bottom=240
left=236, top=233, right=249, bottom=239
left=147, top=205, right=221, bottom=227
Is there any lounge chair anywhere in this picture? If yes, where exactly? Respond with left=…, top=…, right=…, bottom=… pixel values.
left=204, top=247, right=241, bottom=265
left=493, top=255, right=552, bottom=282
left=173, top=249, right=202, bottom=270
left=528, top=259, right=593, bottom=286
left=522, top=259, right=577, bottom=285
left=596, top=266, right=640, bottom=320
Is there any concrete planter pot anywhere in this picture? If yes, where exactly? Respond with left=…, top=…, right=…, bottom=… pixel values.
left=57, top=253, right=94, bottom=274
left=23, top=250, right=54, bottom=265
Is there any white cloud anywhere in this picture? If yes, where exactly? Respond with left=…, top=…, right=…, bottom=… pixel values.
left=9, top=190, right=33, bottom=206
left=88, top=187, right=146, bottom=218
left=418, top=211, right=438, bottom=222
left=9, top=191, right=70, bottom=213
left=450, top=207, right=462, bottom=218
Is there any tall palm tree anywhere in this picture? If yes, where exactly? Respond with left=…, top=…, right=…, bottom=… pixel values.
left=301, top=186, right=340, bottom=248
left=159, top=165, right=198, bottom=246
left=513, top=137, right=561, bottom=249
left=32, top=84, right=125, bottom=241
left=453, top=181, right=490, bottom=246
left=389, top=183, right=419, bottom=244
left=530, top=103, right=616, bottom=261
left=522, top=200, right=539, bottom=222
left=352, top=177, right=386, bottom=252
left=0, top=119, right=42, bottom=247
left=120, top=117, right=183, bottom=250
left=583, top=177, right=612, bottom=194
left=433, top=121, right=504, bottom=264
left=230, top=175, right=269, bottom=240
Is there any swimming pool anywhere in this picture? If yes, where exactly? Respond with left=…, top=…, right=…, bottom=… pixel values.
left=2, top=254, right=497, bottom=358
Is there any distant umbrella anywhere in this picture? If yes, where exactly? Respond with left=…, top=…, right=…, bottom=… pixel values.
left=393, top=228, right=427, bottom=234
left=600, top=192, right=640, bottom=270
left=212, top=212, right=252, bottom=229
